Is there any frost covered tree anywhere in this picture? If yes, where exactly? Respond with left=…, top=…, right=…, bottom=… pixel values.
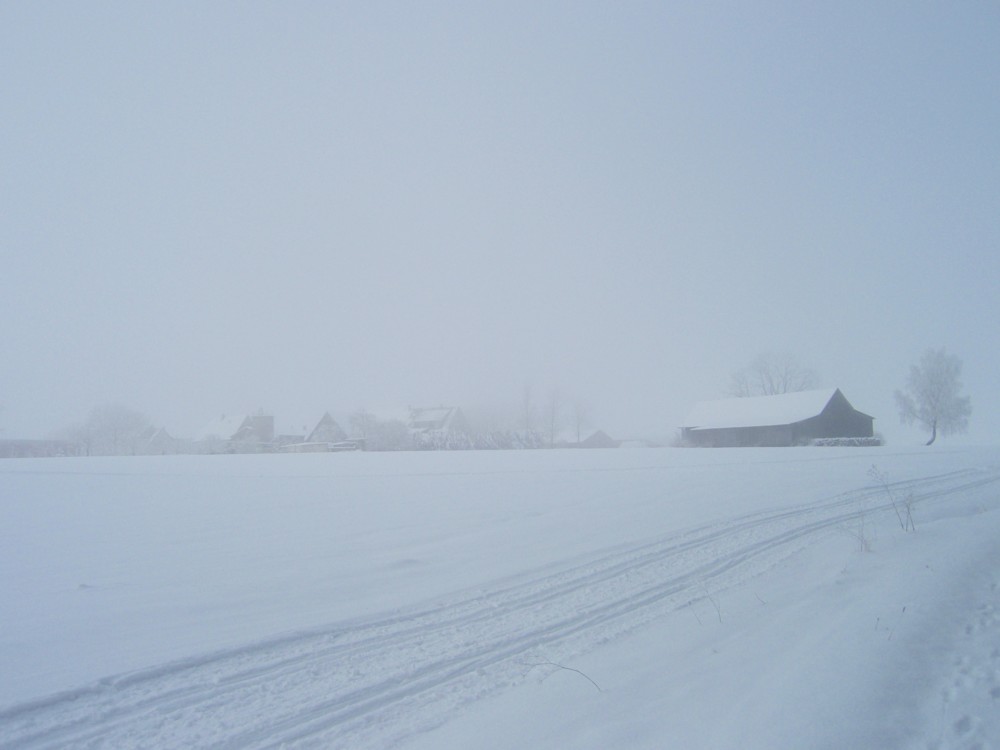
left=76, top=403, right=151, bottom=455
left=729, top=352, right=818, bottom=397
left=349, top=410, right=412, bottom=451
left=365, top=418, right=412, bottom=451
left=350, top=408, right=374, bottom=442
left=895, top=348, right=971, bottom=446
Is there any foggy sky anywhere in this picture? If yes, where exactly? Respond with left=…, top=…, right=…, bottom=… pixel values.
left=2, top=3, right=998, bottom=444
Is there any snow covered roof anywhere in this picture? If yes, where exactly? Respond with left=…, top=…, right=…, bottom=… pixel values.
left=196, top=414, right=245, bottom=442
left=408, top=407, right=461, bottom=431
left=682, top=389, right=841, bottom=430
left=555, top=428, right=607, bottom=444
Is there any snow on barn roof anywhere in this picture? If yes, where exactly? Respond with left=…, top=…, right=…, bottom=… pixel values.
left=682, top=389, right=841, bottom=430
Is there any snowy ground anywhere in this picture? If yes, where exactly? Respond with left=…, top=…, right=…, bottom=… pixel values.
left=1, top=446, right=999, bottom=749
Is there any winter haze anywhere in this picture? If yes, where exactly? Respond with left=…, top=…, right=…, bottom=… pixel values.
left=2, top=3, right=998, bottom=444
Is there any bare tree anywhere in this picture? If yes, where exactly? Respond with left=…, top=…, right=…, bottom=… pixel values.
left=462, top=402, right=509, bottom=434
left=366, top=418, right=412, bottom=451
left=545, top=387, right=561, bottom=448
left=350, top=408, right=374, bottom=442
left=729, top=352, right=819, bottom=397
left=572, top=400, right=590, bottom=444
left=521, top=384, right=536, bottom=433
left=348, top=410, right=412, bottom=450
left=77, top=403, right=151, bottom=455
left=895, top=348, right=971, bottom=446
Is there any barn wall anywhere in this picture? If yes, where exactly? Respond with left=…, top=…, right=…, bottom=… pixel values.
left=683, top=390, right=874, bottom=448
left=792, top=395, right=874, bottom=443
left=685, top=425, right=793, bottom=447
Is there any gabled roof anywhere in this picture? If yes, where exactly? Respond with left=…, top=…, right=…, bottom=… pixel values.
left=307, top=412, right=346, bottom=443
left=683, top=388, right=844, bottom=430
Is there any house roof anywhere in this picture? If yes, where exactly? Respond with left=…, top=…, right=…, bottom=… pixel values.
left=196, top=414, right=245, bottom=442
left=307, top=412, right=346, bottom=443
left=554, top=428, right=609, bottom=444
left=682, top=389, right=843, bottom=430
left=408, top=406, right=461, bottom=431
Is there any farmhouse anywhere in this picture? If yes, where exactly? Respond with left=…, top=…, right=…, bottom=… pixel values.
left=681, top=388, right=874, bottom=447
left=134, top=426, right=180, bottom=455
left=307, top=412, right=348, bottom=444
left=408, top=406, right=469, bottom=436
left=196, top=413, right=275, bottom=453
left=278, top=412, right=359, bottom=453
left=407, top=406, right=472, bottom=449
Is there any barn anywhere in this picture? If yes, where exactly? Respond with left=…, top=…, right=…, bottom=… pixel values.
left=681, top=388, right=874, bottom=447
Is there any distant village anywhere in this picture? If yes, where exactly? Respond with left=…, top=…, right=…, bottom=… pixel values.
left=190, top=407, right=624, bottom=456
left=0, top=405, right=626, bottom=459
left=0, top=387, right=882, bottom=459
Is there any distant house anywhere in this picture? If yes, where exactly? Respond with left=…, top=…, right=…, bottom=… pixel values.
left=554, top=429, right=620, bottom=449
left=408, top=406, right=470, bottom=434
left=307, top=412, right=347, bottom=444
left=196, top=413, right=275, bottom=453
left=408, top=406, right=471, bottom=449
left=681, top=388, right=874, bottom=447
left=233, top=414, right=274, bottom=445
left=135, top=426, right=179, bottom=455
left=273, top=433, right=307, bottom=449
left=279, top=413, right=357, bottom=453
left=577, top=429, right=620, bottom=449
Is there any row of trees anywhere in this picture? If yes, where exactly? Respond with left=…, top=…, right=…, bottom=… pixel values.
left=63, top=403, right=153, bottom=456
left=729, top=352, right=819, bottom=397
left=729, top=349, right=971, bottom=446
left=349, top=401, right=582, bottom=452
left=519, top=386, right=591, bottom=448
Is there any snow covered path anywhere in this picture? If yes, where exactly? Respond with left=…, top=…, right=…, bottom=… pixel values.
left=927, top=580, right=1000, bottom=749
left=2, top=459, right=997, bottom=749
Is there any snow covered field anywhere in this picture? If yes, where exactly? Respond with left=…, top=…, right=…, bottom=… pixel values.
left=2, top=446, right=999, bottom=749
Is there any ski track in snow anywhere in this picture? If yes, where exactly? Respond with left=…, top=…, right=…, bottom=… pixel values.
left=2, top=468, right=997, bottom=750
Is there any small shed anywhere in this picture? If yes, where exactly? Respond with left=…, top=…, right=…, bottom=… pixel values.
left=681, top=388, right=874, bottom=447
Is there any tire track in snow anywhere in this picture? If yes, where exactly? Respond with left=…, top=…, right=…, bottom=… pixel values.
left=2, top=468, right=997, bottom=749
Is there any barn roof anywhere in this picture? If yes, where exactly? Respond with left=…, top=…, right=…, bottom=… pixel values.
left=682, top=388, right=843, bottom=430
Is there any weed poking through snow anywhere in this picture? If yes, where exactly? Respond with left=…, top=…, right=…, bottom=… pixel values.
left=869, top=465, right=916, bottom=532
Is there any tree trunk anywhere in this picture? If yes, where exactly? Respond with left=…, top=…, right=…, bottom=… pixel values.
left=926, top=420, right=937, bottom=446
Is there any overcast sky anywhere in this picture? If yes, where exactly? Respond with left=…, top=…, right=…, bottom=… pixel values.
left=2, top=2, right=998, bottom=444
